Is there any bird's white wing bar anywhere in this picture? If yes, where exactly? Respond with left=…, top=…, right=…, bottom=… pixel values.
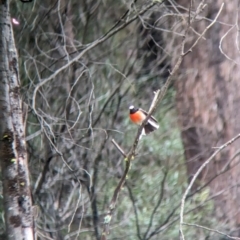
left=148, top=118, right=159, bottom=129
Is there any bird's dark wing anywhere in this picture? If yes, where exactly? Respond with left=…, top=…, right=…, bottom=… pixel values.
left=139, top=108, right=158, bottom=123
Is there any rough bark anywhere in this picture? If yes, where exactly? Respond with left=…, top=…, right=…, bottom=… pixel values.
left=175, top=0, right=240, bottom=229
left=0, top=1, right=34, bottom=239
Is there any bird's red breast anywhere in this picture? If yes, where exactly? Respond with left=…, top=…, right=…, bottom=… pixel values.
left=129, top=110, right=146, bottom=125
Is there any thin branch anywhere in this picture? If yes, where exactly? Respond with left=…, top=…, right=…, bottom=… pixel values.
left=188, top=150, right=240, bottom=198
left=219, top=24, right=238, bottom=64
left=126, top=183, right=142, bottom=240
left=183, top=222, right=240, bottom=240
left=90, top=138, right=109, bottom=240
left=179, top=132, right=240, bottom=240
left=144, top=170, right=168, bottom=240
left=151, top=185, right=235, bottom=237
left=183, top=3, right=224, bottom=56
left=111, top=139, right=127, bottom=158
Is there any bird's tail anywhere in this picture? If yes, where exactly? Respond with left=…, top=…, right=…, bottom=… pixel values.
left=140, top=119, right=159, bottom=139
left=144, top=122, right=158, bottom=134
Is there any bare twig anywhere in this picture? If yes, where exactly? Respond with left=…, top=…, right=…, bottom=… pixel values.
left=183, top=3, right=224, bottom=56
left=219, top=24, right=238, bottom=64
left=126, top=183, right=142, bottom=240
left=144, top=170, right=168, bottom=240
left=179, top=133, right=240, bottom=240
left=148, top=90, right=161, bottom=113
left=188, top=150, right=240, bottom=198
left=111, top=139, right=127, bottom=158
left=183, top=222, right=240, bottom=240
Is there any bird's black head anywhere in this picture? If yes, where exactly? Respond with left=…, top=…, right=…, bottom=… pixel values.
left=129, top=105, right=138, bottom=114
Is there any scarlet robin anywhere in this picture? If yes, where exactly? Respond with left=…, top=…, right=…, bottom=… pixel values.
left=129, top=105, right=159, bottom=137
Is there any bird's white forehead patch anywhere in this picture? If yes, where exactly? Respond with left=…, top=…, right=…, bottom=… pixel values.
left=129, top=105, right=134, bottom=110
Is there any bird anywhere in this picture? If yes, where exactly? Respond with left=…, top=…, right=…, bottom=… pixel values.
left=129, top=105, right=159, bottom=137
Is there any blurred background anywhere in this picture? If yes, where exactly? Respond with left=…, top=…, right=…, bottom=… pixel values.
left=5, top=0, right=240, bottom=239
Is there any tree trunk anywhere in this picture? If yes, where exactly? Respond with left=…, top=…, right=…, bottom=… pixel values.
left=0, top=1, right=34, bottom=239
left=175, top=0, right=240, bottom=230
